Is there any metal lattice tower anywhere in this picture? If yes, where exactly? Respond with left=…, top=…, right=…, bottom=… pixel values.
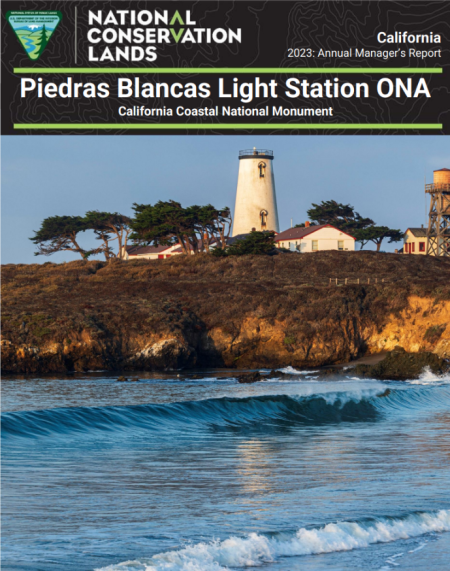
left=426, top=168, right=450, bottom=256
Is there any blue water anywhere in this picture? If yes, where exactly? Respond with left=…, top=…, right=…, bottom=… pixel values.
left=2, top=369, right=450, bottom=571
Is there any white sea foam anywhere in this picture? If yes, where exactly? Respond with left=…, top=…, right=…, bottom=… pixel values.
left=408, top=541, right=427, bottom=553
left=408, top=366, right=450, bottom=386
left=276, top=366, right=320, bottom=375
left=96, top=510, right=450, bottom=571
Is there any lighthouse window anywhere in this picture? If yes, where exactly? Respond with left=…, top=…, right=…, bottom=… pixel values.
left=258, top=162, right=266, bottom=178
left=260, top=209, right=268, bottom=228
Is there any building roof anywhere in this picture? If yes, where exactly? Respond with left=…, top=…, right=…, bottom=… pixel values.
left=406, top=227, right=450, bottom=238
left=126, top=239, right=217, bottom=256
left=274, top=224, right=355, bottom=242
left=228, top=233, right=250, bottom=245
left=406, top=227, right=427, bottom=238
left=434, top=168, right=450, bottom=172
left=126, top=244, right=172, bottom=256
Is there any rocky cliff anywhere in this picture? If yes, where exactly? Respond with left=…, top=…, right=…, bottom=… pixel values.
left=2, top=251, right=450, bottom=374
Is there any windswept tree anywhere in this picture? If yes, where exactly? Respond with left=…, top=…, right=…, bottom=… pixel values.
left=307, top=200, right=374, bottom=234
left=30, top=215, right=96, bottom=259
left=189, top=205, right=232, bottom=252
left=131, top=201, right=194, bottom=254
left=84, top=211, right=132, bottom=261
left=298, top=200, right=402, bottom=252
left=354, top=226, right=403, bottom=252
left=211, top=207, right=232, bottom=250
left=130, top=201, right=232, bottom=255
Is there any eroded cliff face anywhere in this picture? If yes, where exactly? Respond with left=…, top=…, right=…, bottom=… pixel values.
left=2, top=253, right=450, bottom=374
left=2, top=298, right=449, bottom=373
left=365, top=296, right=450, bottom=359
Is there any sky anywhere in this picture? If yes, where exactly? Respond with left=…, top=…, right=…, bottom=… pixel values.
left=1, top=135, right=449, bottom=264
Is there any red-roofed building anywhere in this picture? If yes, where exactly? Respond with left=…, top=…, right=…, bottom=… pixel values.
left=123, top=243, right=183, bottom=260
left=274, top=223, right=355, bottom=253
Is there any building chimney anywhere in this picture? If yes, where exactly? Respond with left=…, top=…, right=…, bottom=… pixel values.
left=305, top=221, right=310, bottom=228
left=421, top=224, right=424, bottom=228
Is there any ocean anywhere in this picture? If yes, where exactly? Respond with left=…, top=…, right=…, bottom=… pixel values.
left=2, top=368, right=450, bottom=571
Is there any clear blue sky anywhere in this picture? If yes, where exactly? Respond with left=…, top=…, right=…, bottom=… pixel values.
left=2, top=135, right=449, bottom=264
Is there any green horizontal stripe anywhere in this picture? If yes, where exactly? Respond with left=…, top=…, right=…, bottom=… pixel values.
left=14, top=123, right=442, bottom=130
left=13, top=67, right=442, bottom=74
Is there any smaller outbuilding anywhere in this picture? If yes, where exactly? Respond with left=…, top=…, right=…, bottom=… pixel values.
left=123, top=243, right=183, bottom=260
left=403, top=227, right=427, bottom=255
left=275, top=223, right=355, bottom=253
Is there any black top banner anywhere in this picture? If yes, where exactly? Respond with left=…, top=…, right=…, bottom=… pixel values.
left=2, top=1, right=450, bottom=134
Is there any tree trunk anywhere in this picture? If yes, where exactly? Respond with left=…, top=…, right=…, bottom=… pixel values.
left=121, top=229, right=131, bottom=260
left=177, top=234, right=189, bottom=255
left=116, top=230, right=123, bottom=260
left=70, top=233, right=88, bottom=260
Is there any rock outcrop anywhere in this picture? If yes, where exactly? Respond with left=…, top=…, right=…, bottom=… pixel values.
left=353, top=347, right=449, bottom=380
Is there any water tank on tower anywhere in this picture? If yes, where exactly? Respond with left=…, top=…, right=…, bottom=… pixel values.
left=433, top=167, right=450, bottom=187
left=232, top=148, right=280, bottom=236
left=426, top=168, right=450, bottom=256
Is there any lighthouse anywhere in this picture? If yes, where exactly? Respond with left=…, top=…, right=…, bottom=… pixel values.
left=232, top=148, right=280, bottom=236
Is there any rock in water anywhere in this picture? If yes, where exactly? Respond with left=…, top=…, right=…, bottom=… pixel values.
left=353, top=348, right=449, bottom=380
left=236, top=372, right=264, bottom=383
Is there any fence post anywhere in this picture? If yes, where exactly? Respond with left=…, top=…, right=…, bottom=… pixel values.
left=358, top=278, right=360, bottom=285
left=345, top=278, right=348, bottom=285
left=368, top=278, right=370, bottom=284
left=336, top=278, right=338, bottom=286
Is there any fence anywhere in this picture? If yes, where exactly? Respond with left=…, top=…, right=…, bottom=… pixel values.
left=328, top=277, right=389, bottom=286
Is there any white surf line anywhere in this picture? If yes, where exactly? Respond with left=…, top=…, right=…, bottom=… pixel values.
left=96, top=510, right=450, bottom=571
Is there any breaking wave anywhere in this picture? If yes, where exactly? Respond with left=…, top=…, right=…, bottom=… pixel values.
left=3, top=384, right=450, bottom=441
left=275, top=366, right=320, bottom=375
left=1, top=391, right=380, bottom=440
left=96, top=510, right=450, bottom=571
left=408, top=366, right=450, bottom=386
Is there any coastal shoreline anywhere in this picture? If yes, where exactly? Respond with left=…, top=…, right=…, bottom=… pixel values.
left=2, top=251, right=449, bottom=376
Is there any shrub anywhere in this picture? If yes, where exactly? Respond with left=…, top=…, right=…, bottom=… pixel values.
left=212, top=231, right=275, bottom=257
left=423, top=324, right=446, bottom=344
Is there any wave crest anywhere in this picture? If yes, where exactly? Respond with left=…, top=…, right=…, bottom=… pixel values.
left=96, top=510, right=450, bottom=571
left=1, top=392, right=380, bottom=440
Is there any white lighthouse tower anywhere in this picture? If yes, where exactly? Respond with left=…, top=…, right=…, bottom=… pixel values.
left=232, top=148, right=280, bottom=236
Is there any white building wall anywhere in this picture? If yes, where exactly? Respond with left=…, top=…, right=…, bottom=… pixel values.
left=232, top=155, right=280, bottom=236
left=123, top=244, right=182, bottom=260
left=277, top=227, right=355, bottom=252
left=403, top=230, right=427, bottom=255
